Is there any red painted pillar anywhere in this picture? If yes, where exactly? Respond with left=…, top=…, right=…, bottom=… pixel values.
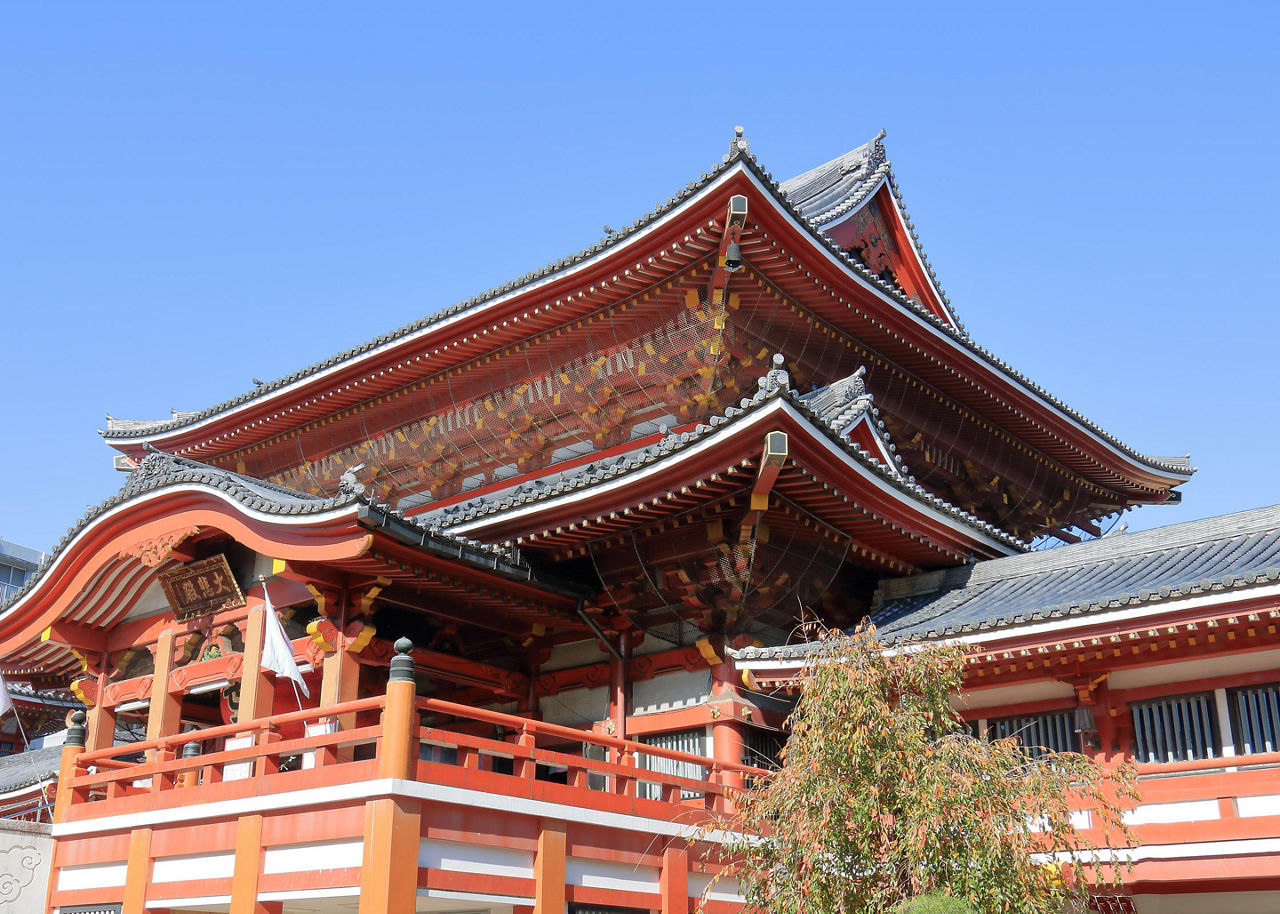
left=358, top=638, right=422, bottom=914
left=608, top=632, right=633, bottom=743
left=711, top=660, right=744, bottom=810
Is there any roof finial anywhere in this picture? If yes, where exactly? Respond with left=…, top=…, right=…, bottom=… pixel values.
left=725, top=126, right=750, bottom=162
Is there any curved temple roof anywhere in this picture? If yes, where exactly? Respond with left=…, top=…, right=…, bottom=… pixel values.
left=98, top=133, right=1191, bottom=507
left=0, top=450, right=535, bottom=626
left=437, top=360, right=1024, bottom=557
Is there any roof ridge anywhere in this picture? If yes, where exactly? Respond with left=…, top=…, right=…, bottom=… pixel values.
left=101, top=133, right=1193, bottom=491
left=102, top=156, right=739, bottom=441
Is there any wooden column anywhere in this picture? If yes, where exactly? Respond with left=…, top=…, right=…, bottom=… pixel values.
left=230, top=813, right=282, bottom=914
left=145, top=628, right=182, bottom=744
left=319, top=647, right=360, bottom=764
left=711, top=660, right=744, bottom=808
left=608, top=632, right=633, bottom=747
left=239, top=602, right=275, bottom=723
left=358, top=638, right=421, bottom=914
left=121, top=826, right=154, bottom=914
left=660, top=845, right=689, bottom=914
left=533, top=822, right=567, bottom=914
left=86, top=701, right=117, bottom=754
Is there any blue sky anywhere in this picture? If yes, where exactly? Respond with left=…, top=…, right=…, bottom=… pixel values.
left=2, top=3, right=1276, bottom=554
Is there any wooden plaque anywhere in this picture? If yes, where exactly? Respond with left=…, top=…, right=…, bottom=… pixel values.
left=158, top=554, right=246, bottom=622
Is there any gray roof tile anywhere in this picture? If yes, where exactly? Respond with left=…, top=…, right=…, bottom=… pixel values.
left=0, top=451, right=521, bottom=616
left=870, top=505, right=1280, bottom=641
left=0, top=745, right=62, bottom=793
left=731, top=506, right=1280, bottom=663
left=96, top=135, right=1190, bottom=488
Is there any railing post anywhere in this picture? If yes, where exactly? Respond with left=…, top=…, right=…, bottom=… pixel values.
left=379, top=637, right=418, bottom=780
left=615, top=746, right=636, bottom=797
left=51, top=710, right=87, bottom=823
left=359, top=638, right=421, bottom=914
left=516, top=724, right=537, bottom=780
left=145, top=629, right=183, bottom=751
left=151, top=746, right=177, bottom=793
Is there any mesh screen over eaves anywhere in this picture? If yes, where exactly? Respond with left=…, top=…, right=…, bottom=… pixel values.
left=210, top=268, right=863, bottom=510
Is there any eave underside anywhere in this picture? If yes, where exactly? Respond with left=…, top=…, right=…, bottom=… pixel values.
left=100, top=168, right=1188, bottom=544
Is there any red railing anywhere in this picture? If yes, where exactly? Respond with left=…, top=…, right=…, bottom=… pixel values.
left=411, top=696, right=763, bottom=812
left=61, top=693, right=766, bottom=820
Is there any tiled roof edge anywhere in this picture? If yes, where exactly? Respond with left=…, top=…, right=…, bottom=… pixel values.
left=101, top=156, right=740, bottom=441
left=728, top=149, right=1194, bottom=480
left=100, top=137, right=1191, bottom=485
left=434, top=362, right=1027, bottom=553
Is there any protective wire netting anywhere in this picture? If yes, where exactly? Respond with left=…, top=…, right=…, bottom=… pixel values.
left=214, top=266, right=865, bottom=512
left=586, top=491, right=852, bottom=643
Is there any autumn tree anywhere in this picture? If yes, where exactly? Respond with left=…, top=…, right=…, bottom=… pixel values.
left=713, top=626, right=1138, bottom=914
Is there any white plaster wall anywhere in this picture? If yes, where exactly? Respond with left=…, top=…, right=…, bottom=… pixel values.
left=542, top=638, right=611, bottom=672
left=952, top=679, right=1073, bottom=712
left=540, top=685, right=607, bottom=728
left=1133, top=890, right=1280, bottom=914
left=0, top=820, right=52, bottom=914
left=1110, top=647, right=1280, bottom=691
left=633, top=668, right=710, bottom=715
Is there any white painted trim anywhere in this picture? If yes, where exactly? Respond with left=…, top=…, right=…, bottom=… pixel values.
left=1237, top=793, right=1280, bottom=818
left=56, top=861, right=128, bottom=891
left=262, top=839, right=363, bottom=875
left=420, top=888, right=537, bottom=906
left=145, top=894, right=232, bottom=909
left=152, top=851, right=235, bottom=883
left=1124, top=799, right=1221, bottom=825
left=1045, top=834, right=1280, bottom=864
left=52, top=776, right=747, bottom=845
left=689, top=871, right=745, bottom=904
left=259, top=886, right=360, bottom=902
left=566, top=856, right=660, bottom=893
left=419, top=837, right=533, bottom=879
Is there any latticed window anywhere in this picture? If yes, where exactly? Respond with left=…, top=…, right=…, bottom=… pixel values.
left=1131, top=692, right=1218, bottom=763
left=636, top=728, right=707, bottom=800
left=743, top=726, right=786, bottom=770
left=1229, top=682, right=1280, bottom=755
left=988, top=710, right=1080, bottom=758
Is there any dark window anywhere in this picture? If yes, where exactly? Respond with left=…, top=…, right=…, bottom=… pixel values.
left=744, top=727, right=786, bottom=770
left=1229, top=682, right=1280, bottom=755
left=637, top=728, right=707, bottom=800
left=989, top=710, right=1080, bottom=758
left=1131, top=692, right=1218, bottom=763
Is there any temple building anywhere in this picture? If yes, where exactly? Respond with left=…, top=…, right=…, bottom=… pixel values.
left=0, top=129, right=1275, bottom=914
